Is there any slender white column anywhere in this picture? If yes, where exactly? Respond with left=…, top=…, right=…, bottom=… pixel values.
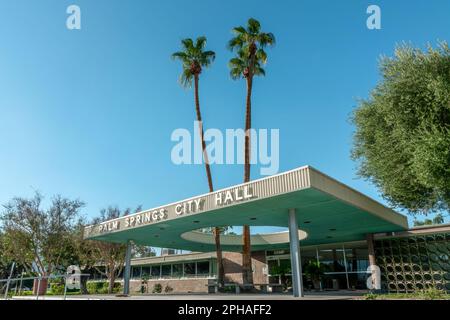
left=288, top=208, right=304, bottom=297
left=123, top=240, right=132, bottom=295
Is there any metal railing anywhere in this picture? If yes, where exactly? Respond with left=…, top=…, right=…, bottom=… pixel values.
left=0, top=273, right=91, bottom=300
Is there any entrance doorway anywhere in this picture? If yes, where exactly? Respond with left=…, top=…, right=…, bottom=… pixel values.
left=266, top=242, right=370, bottom=291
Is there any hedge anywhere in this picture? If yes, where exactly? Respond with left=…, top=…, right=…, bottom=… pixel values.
left=86, top=281, right=122, bottom=294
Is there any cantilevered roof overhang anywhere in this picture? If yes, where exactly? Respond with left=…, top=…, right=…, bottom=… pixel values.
left=84, top=166, right=408, bottom=252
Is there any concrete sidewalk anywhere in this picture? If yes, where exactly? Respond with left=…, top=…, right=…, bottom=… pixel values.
left=9, top=290, right=366, bottom=300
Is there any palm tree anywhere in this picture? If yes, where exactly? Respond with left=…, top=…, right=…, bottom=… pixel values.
left=172, top=37, right=226, bottom=287
left=228, top=18, right=275, bottom=287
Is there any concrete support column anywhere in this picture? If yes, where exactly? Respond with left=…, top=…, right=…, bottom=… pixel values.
left=288, top=208, right=304, bottom=298
left=123, top=240, right=132, bottom=295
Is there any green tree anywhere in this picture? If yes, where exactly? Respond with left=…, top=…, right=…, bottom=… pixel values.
left=0, top=231, right=11, bottom=279
left=0, top=192, right=84, bottom=293
left=84, top=206, right=141, bottom=294
left=413, top=213, right=446, bottom=226
left=1, top=192, right=84, bottom=276
left=228, top=18, right=275, bottom=286
left=172, top=37, right=226, bottom=287
left=69, top=211, right=154, bottom=294
left=351, top=42, right=450, bottom=216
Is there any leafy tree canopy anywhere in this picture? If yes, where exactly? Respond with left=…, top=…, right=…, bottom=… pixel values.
left=413, top=213, right=446, bottom=226
left=0, top=192, right=84, bottom=275
left=351, top=42, right=450, bottom=216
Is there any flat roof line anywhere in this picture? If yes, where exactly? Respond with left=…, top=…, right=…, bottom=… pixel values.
left=84, top=165, right=311, bottom=229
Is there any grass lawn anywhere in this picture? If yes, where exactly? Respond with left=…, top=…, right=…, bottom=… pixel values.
left=364, top=288, right=450, bottom=300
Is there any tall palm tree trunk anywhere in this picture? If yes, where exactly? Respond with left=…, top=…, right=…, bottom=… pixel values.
left=242, top=75, right=254, bottom=286
left=194, top=75, right=225, bottom=287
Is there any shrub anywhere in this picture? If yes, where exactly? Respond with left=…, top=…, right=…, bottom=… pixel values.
left=164, top=284, right=173, bottom=293
left=221, top=285, right=235, bottom=293
left=112, top=282, right=123, bottom=293
left=87, top=281, right=105, bottom=294
left=86, top=281, right=122, bottom=294
left=49, top=282, right=65, bottom=295
left=418, top=287, right=447, bottom=300
left=152, top=283, right=162, bottom=293
left=140, top=277, right=149, bottom=294
left=364, top=293, right=378, bottom=300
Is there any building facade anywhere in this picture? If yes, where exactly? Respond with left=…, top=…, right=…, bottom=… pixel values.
left=84, top=166, right=447, bottom=296
left=89, top=224, right=450, bottom=294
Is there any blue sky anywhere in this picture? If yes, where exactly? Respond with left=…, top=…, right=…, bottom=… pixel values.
left=1, top=0, right=449, bottom=235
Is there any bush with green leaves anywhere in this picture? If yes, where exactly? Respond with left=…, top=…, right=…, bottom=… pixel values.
left=418, top=287, right=448, bottom=300
left=86, top=281, right=122, bottom=294
left=364, top=293, right=378, bottom=300
left=49, top=282, right=65, bottom=295
left=164, top=284, right=174, bottom=293
left=152, top=283, right=162, bottom=293
left=364, top=286, right=450, bottom=300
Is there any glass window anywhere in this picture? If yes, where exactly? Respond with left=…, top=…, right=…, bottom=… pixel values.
left=151, top=265, right=161, bottom=278
left=172, top=264, right=183, bottom=277
left=210, top=259, right=217, bottom=276
left=318, top=249, right=346, bottom=272
left=301, top=249, right=317, bottom=269
left=268, top=259, right=279, bottom=275
left=131, top=266, right=141, bottom=279
left=184, top=262, right=196, bottom=276
left=321, top=273, right=348, bottom=290
left=279, top=259, right=291, bottom=274
left=348, top=272, right=370, bottom=290
left=141, top=266, right=150, bottom=278
left=196, top=261, right=210, bottom=275
left=268, top=275, right=280, bottom=284
left=161, top=264, right=171, bottom=278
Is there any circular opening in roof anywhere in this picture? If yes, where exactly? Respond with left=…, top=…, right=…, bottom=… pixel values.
left=180, top=227, right=308, bottom=246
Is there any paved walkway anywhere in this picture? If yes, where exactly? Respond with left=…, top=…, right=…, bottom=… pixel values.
left=10, top=290, right=366, bottom=300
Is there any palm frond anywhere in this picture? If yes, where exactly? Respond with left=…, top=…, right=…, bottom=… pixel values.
left=172, top=36, right=215, bottom=88
left=228, top=36, right=245, bottom=51
left=202, top=50, right=216, bottom=59
left=228, top=55, right=248, bottom=80
left=195, top=36, right=207, bottom=50
left=238, top=46, right=251, bottom=59
left=232, top=26, right=246, bottom=35
left=253, top=66, right=266, bottom=77
left=227, top=19, right=275, bottom=77
left=179, top=68, right=194, bottom=88
left=181, top=38, right=194, bottom=51
left=171, top=51, right=189, bottom=62
left=229, top=67, right=243, bottom=80
left=200, top=50, right=216, bottom=67
left=247, top=18, right=261, bottom=34
left=256, top=49, right=267, bottom=64
left=229, top=57, right=245, bottom=66
left=259, top=32, right=276, bottom=47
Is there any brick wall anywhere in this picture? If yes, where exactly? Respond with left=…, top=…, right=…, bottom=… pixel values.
left=222, top=251, right=268, bottom=284
left=129, top=278, right=215, bottom=294
left=251, top=251, right=268, bottom=284
left=126, top=251, right=269, bottom=294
